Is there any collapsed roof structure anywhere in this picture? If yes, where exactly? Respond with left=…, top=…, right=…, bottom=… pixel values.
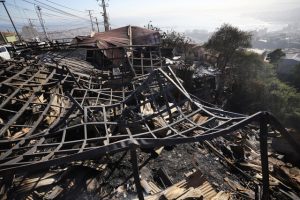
left=73, top=26, right=160, bottom=48
left=0, top=26, right=299, bottom=200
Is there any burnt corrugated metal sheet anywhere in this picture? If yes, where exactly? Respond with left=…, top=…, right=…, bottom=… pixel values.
left=73, top=26, right=160, bottom=48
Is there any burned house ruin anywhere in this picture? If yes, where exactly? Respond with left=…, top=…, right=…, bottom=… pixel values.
left=0, top=26, right=299, bottom=200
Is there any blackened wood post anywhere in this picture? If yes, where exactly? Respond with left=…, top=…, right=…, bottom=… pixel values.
left=130, top=146, right=144, bottom=200
left=260, top=112, right=269, bottom=199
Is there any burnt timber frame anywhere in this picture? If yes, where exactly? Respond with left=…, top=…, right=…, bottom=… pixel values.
left=0, top=48, right=299, bottom=200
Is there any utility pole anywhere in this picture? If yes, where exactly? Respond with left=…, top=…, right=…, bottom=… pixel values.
left=95, top=17, right=100, bottom=32
left=87, top=10, right=94, bottom=32
left=0, top=0, right=23, bottom=42
left=97, top=0, right=109, bottom=31
left=35, top=5, right=49, bottom=41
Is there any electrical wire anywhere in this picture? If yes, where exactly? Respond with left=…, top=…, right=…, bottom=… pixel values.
left=20, top=0, right=89, bottom=22
left=34, top=0, right=91, bottom=21
left=1, top=0, right=106, bottom=40
left=44, top=0, right=86, bottom=13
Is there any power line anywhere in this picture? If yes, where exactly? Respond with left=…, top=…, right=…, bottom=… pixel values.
left=42, top=22, right=92, bottom=27
left=34, top=0, right=90, bottom=21
left=6, top=2, right=35, bottom=12
left=1, top=13, right=94, bottom=29
left=6, top=7, right=87, bottom=21
left=12, top=0, right=31, bottom=28
left=0, top=0, right=23, bottom=41
left=0, top=14, right=37, bottom=20
left=21, top=0, right=90, bottom=22
left=6, top=2, right=73, bottom=20
left=2, top=0, right=106, bottom=37
left=41, top=11, right=83, bottom=19
left=44, top=0, right=86, bottom=13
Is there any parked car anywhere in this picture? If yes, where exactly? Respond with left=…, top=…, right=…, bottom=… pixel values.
left=0, top=45, right=11, bottom=61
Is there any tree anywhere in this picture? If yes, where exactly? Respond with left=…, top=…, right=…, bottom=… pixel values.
left=227, top=51, right=300, bottom=131
left=266, top=49, right=285, bottom=64
left=278, top=63, right=300, bottom=91
left=228, top=52, right=272, bottom=112
left=161, top=30, right=191, bottom=59
left=290, top=64, right=300, bottom=90
left=145, top=22, right=191, bottom=60
left=204, top=24, right=252, bottom=103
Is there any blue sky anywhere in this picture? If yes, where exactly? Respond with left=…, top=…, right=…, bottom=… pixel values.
left=1, top=0, right=299, bottom=33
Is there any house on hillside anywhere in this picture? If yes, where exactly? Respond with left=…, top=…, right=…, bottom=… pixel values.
left=72, top=25, right=161, bottom=75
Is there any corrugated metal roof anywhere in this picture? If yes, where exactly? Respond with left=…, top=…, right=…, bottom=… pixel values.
left=73, top=26, right=160, bottom=48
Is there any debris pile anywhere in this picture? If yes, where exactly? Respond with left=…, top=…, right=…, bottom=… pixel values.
left=0, top=41, right=299, bottom=200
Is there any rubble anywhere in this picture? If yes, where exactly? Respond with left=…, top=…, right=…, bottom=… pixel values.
left=0, top=27, right=299, bottom=199
left=145, top=170, right=226, bottom=200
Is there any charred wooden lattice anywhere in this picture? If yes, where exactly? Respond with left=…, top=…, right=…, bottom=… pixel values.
left=0, top=49, right=298, bottom=199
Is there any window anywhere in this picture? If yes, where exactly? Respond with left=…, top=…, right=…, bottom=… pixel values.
left=0, top=47, right=7, bottom=53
